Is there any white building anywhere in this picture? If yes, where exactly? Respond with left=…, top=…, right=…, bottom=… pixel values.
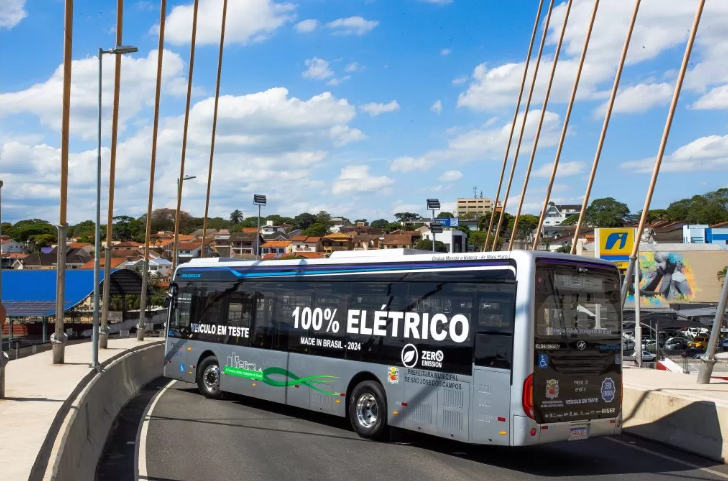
left=260, top=221, right=287, bottom=236
left=124, top=256, right=173, bottom=278
left=683, top=224, right=728, bottom=249
left=542, top=203, right=580, bottom=227
left=1, top=239, right=25, bottom=254
left=421, top=228, right=467, bottom=253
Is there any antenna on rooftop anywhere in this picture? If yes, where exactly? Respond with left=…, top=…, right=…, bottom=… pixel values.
left=473, top=186, right=477, bottom=198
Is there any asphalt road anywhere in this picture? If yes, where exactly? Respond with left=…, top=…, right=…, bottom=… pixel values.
left=98, top=379, right=728, bottom=481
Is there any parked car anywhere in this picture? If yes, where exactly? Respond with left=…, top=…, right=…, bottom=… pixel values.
left=641, top=351, right=656, bottom=362
left=722, top=338, right=728, bottom=351
left=689, top=335, right=709, bottom=350
left=664, top=337, right=688, bottom=351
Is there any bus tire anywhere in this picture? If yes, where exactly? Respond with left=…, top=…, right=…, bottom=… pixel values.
left=349, top=380, right=387, bottom=440
left=197, top=356, right=223, bottom=400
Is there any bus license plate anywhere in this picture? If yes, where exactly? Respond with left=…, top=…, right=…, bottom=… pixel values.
left=569, top=426, right=588, bottom=441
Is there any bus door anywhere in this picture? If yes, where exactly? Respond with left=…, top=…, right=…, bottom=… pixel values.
left=470, top=286, right=516, bottom=446
left=164, top=284, right=190, bottom=381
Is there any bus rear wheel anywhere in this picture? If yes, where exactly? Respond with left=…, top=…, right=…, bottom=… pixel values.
left=349, top=380, right=387, bottom=440
left=197, top=356, right=223, bottom=399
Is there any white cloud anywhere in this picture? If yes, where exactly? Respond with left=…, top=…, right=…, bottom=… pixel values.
left=439, top=170, right=462, bottom=181
left=592, top=82, right=673, bottom=118
left=326, top=16, right=379, bottom=36
left=391, top=156, right=431, bottom=173
left=294, top=19, right=319, bottom=33
left=430, top=100, right=443, bottom=115
left=0, top=0, right=27, bottom=28
left=164, top=0, right=295, bottom=45
left=360, top=100, right=400, bottom=116
left=451, top=75, right=469, bottom=86
left=389, top=109, right=562, bottom=173
left=457, top=0, right=728, bottom=112
left=302, top=57, right=334, bottom=80
left=345, top=62, right=363, bottom=72
left=332, top=165, right=394, bottom=195
left=532, top=161, right=585, bottom=178
left=691, top=85, right=728, bottom=110
left=0, top=49, right=188, bottom=140
left=621, top=132, right=728, bottom=173
left=327, top=76, right=351, bottom=86
left=440, top=48, right=452, bottom=56
left=0, top=88, right=365, bottom=222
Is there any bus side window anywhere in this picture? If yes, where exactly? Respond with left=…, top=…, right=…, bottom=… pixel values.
left=473, top=286, right=516, bottom=370
left=225, top=289, right=254, bottom=347
left=251, top=290, right=275, bottom=349
left=274, top=282, right=311, bottom=354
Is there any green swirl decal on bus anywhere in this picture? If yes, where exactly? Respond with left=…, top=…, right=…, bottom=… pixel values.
left=223, top=365, right=341, bottom=396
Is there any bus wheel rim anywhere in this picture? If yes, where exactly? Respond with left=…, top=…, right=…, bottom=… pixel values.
left=203, top=365, right=220, bottom=392
left=356, top=393, right=378, bottom=428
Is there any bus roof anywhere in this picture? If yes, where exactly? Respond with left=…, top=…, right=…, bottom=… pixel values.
left=176, top=249, right=618, bottom=274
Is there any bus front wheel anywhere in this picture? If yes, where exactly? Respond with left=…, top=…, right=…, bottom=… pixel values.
left=197, top=356, right=223, bottom=399
left=349, top=380, right=387, bottom=440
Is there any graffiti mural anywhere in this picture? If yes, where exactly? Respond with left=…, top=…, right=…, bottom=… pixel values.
left=627, top=251, right=697, bottom=308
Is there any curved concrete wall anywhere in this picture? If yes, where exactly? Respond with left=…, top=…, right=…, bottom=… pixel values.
left=42, top=342, right=164, bottom=481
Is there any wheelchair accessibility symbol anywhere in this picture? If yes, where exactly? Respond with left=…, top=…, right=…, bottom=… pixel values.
left=537, top=354, right=549, bottom=369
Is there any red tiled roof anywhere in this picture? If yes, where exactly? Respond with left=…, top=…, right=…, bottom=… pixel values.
left=291, top=235, right=308, bottom=242
left=178, top=242, right=202, bottom=250
left=81, top=257, right=126, bottom=269
left=242, top=228, right=260, bottom=234
left=261, top=240, right=291, bottom=248
left=280, top=252, right=326, bottom=259
left=68, top=242, right=91, bottom=249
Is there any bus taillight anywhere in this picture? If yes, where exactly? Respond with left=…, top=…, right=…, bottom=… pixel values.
left=522, top=374, right=534, bottom=420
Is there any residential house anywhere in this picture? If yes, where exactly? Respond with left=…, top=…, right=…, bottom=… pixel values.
left=541, top=202, right=581, bottom=227
left=212, top=229, right=231, bottom=257
left=261, top=221, right=287, bottom=236
left=339, top=225, right=384, bottom=236
left=177, top=242, right=214, bottom=263
left=260, top=240, right=291, bottom=257
left=352, top=234, right=381, bottom=250
left=123, top=256, right=173, bottom=277
left=21, top=246, right=91, bottom=270
left=321, top=233, right=353, bottom=253
left=80, top=256, right=127, bottom=270
left=290, top=235, right=323, bottom=253
left=69, top=242, right=95, bottom=255
left=382, top=232, right=422, bottom=249
left=1, top=239, right=25, bottom=254
left=329, top=217, right=351, bottom=233
left=230, top=232, right=264, bottom=257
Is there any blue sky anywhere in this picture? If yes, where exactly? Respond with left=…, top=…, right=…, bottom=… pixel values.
left=1, top=0, right=727, bottom=224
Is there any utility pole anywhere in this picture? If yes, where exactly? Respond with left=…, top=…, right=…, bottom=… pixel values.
left=634, top=256, right=642, bottom=367
left=54, top=0, right=74, bottom=364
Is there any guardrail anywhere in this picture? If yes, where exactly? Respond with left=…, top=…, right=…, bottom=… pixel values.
left=28, top=341, right=164, bottom=481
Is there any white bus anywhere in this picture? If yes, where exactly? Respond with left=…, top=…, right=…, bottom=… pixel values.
left=162, top=249, right=622, bottom=445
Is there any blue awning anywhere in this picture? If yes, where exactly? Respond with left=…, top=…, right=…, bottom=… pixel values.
left=0, top=269, right=151, bottom=317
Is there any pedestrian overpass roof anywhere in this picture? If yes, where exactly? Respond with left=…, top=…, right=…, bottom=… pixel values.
left=0, top=269, right=152, bottom=317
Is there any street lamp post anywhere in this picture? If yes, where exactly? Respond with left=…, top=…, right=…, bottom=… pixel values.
left=427, top=199, right=440, bottom=252
left=172, top=175, right=196, bottom=270
left=253, top=195, right=266, bottom=259
left=96, top=45, right=137, bottom=358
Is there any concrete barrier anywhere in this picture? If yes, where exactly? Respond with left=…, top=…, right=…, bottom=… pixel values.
left=37, top=341, right=164, bottom=481
left=623, top=384, right=728, bottom=462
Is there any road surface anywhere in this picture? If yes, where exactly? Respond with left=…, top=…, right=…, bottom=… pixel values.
left=97, top=378, right=728, bottom=481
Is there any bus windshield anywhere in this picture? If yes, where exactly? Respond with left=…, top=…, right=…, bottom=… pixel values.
left=535, top=263, right=621, bottom=339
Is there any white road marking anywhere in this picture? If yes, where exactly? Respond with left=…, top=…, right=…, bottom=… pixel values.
left=606, top=437, right=728, bottom=480
left=135, top=379, right=176, bottom=481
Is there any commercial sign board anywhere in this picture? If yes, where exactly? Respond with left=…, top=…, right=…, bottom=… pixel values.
left=594, top=228, right=636, bottom=270
left=433, top=217, right=459, bottom=227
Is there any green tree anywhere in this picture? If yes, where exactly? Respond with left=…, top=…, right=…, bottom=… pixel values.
left=556, top=245, right=572, bottom=253
left=561, top=214, right=579, bottom=226
left=315, top=211, right=332, bottom=227
left=302, top=223, right=328, bottom=237
left=665, top=189, right=728, bottom=224
left=370, top=219, right=389, bottom=229
left=414, top=239, right=447, bottom=252
left=12, top=220, right=57, bottom=244
left=113, top=215, right=144, bottom=242
left=645, top=209, right=670, bottom=223
left=719, top=266, right=727, bottom=286
left=266, top=215, right=293, bottom=226
left=508, top=214, right=540, bottom=240
left=229, top=209, right=244, bottom=224
left=394, top=212, right=419, bottom=223
left=239, top=217, right=261, bottom=229
left=293, top=213, right=317, bottom=230
left=459, top=212, right=477, bottom=221
left=436, top=212, right=454, bottom=218
left=580, top=197, right=630, bottom=227
left=469, top=231, right=488, bottom=249
left=385, top=222, right=401, bottom=232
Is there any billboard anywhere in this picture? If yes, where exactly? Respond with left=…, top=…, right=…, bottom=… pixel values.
left=594, top=228, right=636, bottom=270
left=433, top=217, right=459, bottom=227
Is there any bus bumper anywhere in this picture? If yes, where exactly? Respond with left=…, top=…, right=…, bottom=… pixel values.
left=512, top=415, right=622, bottom=446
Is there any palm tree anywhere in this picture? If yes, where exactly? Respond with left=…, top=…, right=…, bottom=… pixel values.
left=230, top=209, right=243, bottom=225
left=719, top=266, right=727, bottom=286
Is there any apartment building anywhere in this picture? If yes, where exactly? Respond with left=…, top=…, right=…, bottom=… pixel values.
left=456, top=197, right=493, bottom=217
